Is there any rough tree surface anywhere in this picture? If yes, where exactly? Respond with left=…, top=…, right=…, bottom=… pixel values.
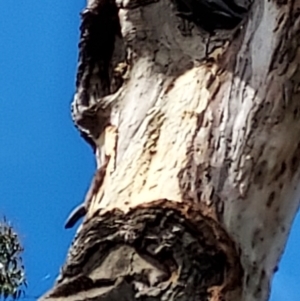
left=40, top=0, right=300, bottom=300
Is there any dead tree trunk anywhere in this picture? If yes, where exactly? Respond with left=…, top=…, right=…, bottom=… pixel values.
left=40, top=0, right=300, bottom=300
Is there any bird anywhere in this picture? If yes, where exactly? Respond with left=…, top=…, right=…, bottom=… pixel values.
left=64, top=159, right=109, bottom=229
left=64, top=204, right=87, bottom=229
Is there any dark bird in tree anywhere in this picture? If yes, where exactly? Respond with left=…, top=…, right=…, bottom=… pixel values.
left=65, top=160, right=108, bottom=229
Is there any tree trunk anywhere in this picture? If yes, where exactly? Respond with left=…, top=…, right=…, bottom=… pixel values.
left=40, top=0, right=300, bottom=300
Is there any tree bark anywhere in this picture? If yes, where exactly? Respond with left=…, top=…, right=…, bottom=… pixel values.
left=40, top=0, right=300, bottom=300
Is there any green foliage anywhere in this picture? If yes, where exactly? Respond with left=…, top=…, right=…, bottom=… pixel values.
left=0, top=218, right=26, bottom=299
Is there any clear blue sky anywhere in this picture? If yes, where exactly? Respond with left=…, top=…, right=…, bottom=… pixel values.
left=0, top=1, right=299, bottom=300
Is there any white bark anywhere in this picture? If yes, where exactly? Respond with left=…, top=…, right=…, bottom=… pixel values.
left=40, top=0, right=300, bottom=300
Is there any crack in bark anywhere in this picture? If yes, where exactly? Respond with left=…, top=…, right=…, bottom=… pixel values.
left=71, top=0, right=126, bottom=150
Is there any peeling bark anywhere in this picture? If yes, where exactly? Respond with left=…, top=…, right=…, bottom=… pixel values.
left=45, top=200, right=242, bottom=301
left=41, top=0, right=300, bottom=300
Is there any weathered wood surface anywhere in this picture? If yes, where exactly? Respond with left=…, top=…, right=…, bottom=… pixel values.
left=40, top=0, right=300, bottom=300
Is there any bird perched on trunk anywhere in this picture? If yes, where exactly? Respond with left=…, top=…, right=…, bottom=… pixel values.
left=64, top=159, right=109, bottom=229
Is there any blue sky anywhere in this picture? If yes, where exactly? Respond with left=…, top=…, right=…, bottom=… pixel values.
left=0, top=1, right=299, bottom=300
